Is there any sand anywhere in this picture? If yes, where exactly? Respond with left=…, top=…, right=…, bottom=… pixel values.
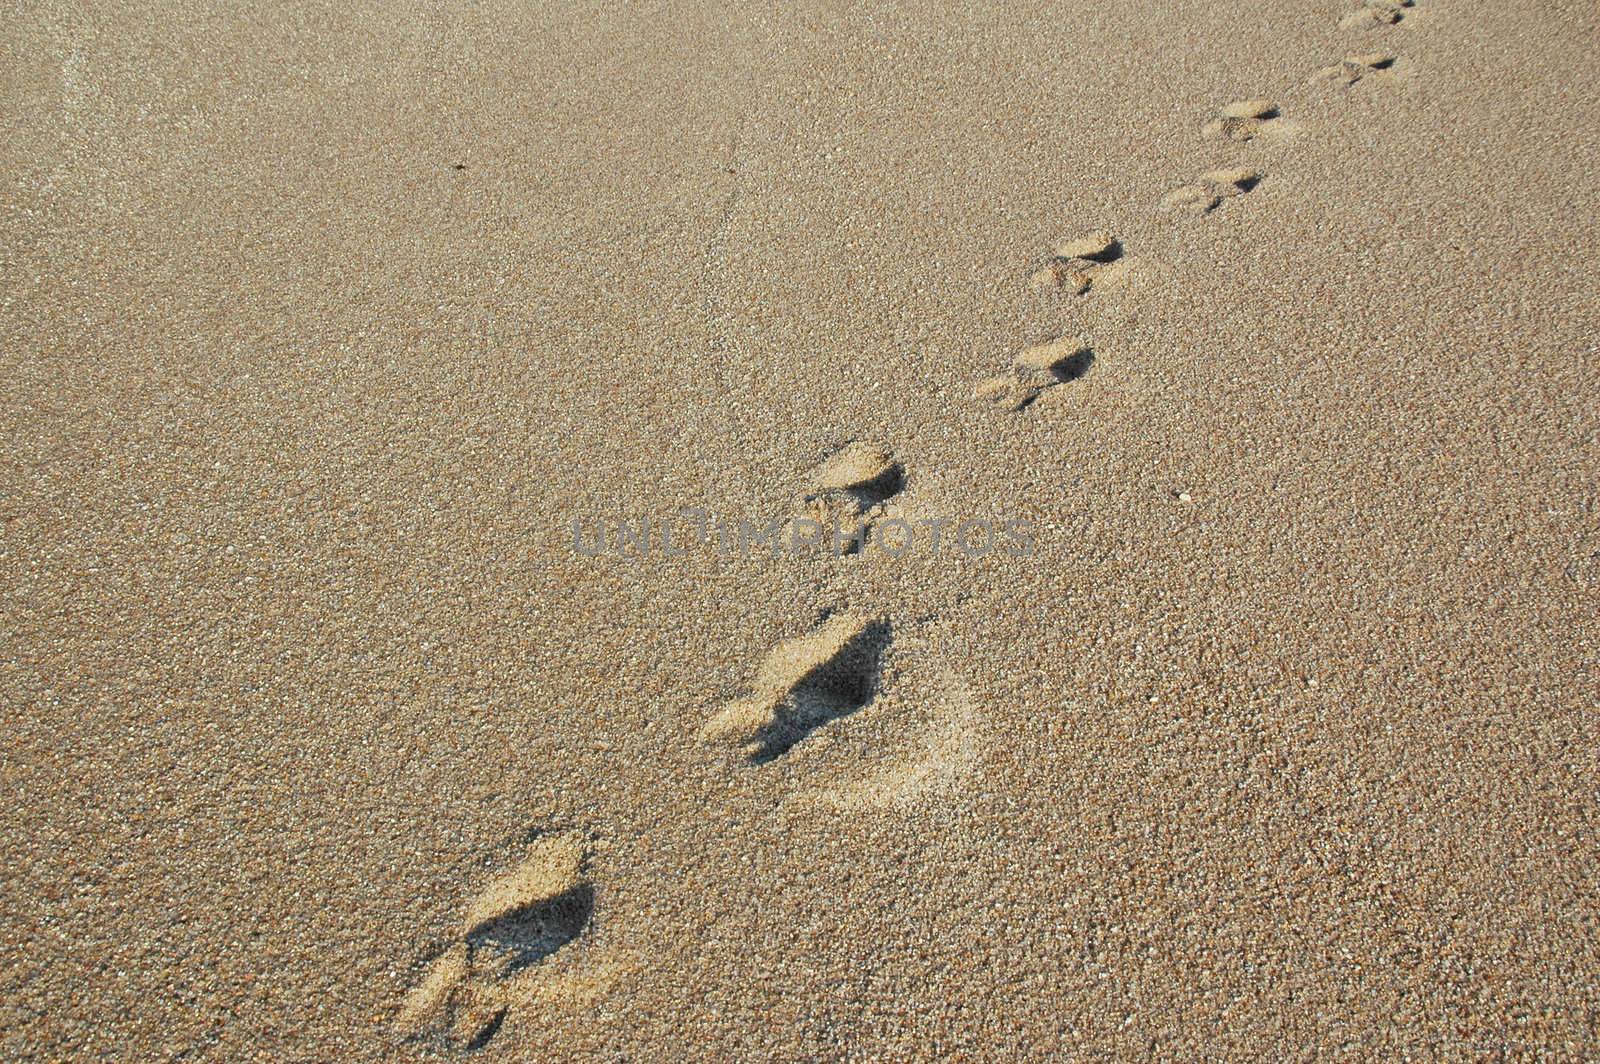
left=2, top=0, right=1598, bottom=1059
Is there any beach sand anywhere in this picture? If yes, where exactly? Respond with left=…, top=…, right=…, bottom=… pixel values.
left=2, top=0, right=1598, bottom=1058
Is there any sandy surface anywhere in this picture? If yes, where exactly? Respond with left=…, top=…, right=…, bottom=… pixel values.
left=3, top=0, right=1598, bottom=1059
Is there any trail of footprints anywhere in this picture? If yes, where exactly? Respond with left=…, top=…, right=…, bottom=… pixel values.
left=399, top=1, right=1426, bottom=1049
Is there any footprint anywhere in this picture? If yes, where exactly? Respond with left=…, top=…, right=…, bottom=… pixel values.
left=974, top=336, right=1094, bottom=412
left=701, top=613, right=891, bottom=763
left=1312, top=52, right=1396, bottom=86
left=1160, top=168, right=1262, bottom=215
left=1027, top=230, right=1123, bottom=294
left=398, top=833, right=594, bottom=1049
left=1340, top=0, right=1410, bottom=31
left=1202, top=99, right=1280, bottom=142
left=793, top=442, right=905, bottom=553
left=807, top=663, right=983, bottom=811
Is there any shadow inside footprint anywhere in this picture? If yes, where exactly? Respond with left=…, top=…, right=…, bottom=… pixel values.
left=747, top=619, right=891, bottom=764
left=801, top=445, right=906, bottom=554
left=1029, top=231, right=1123, bottom=293
left=1008, top=350, right=1094, bottom=410
left=463, top=1009, right=508, bottom=1051
left=1203, top=100, right=1281, bottom=142
left=1053, top=348, right=1095, bottom=382
left=837, top=461, right=905, bottom=510
left=466, top=883, right=595, bottom=976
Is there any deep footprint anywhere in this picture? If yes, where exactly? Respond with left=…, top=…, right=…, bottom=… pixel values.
left=1202, top=99, right=1279, bottom=142
left=1160, top=168, right=1261, bottom=215
left=794, top=442, right=905, bottom=553
left=1027, top=230, right=1123, bottom=294
left=466, top=881, right=594, bottom=979
left=398, top=833, right=593, bottom=1049
left=1312, top=52, right=1396, bottom=86
left=975, top=336, right=1094, bottom=412
left=702, top=613, right=891, bottom=763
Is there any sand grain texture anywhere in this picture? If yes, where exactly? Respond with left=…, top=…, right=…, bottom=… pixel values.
left=2, top=0, right=1599, bottom=1060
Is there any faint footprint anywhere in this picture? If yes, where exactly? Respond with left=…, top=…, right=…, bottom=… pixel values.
left=398, top=833, right=595, bottom=1049
left=974, top=336, right=1094, bottom=412
left=808, top=664, right=983, bottom=812
left=701, top=613, right=891, bottom=763
left=1160, top=168, right=1262, bottom=215
left=1027, top=230, right=1123, bottom=294
left=1312, top=52, right=1396, bottom=86
left=1340, top=0, right=1410, bottom=31
left=1202, top=99, right=1280, bottom=142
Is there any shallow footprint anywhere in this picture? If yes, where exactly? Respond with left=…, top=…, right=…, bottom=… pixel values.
left=974, top=336, right=1094, bottom=412
left=1340, top=0, right=1410, bottom=31
left=701, top=613, right=891, bottom=763
left=1160, top=168, right=1261, bottom=215
left=1202, top=99, right=1279, bottom=142
left=1312, top=52, right=1396, bottom=87
left=1027, top=230, right=1123, bottom=294
left=398, top=833, right=594, bottom=1049
left=807, top=663, right=983, bottom=812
